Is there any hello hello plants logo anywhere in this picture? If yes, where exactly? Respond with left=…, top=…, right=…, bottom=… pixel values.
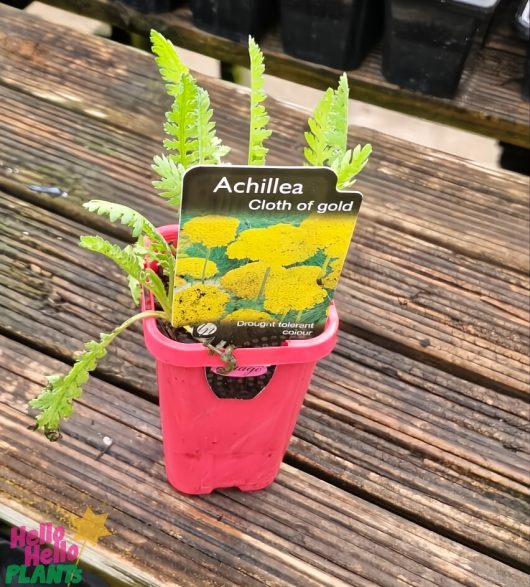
left=4, top=507, right=110, bottom=585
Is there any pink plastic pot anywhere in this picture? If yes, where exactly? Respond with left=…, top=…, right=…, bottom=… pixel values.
left=142, top=225, right=339, bottom=494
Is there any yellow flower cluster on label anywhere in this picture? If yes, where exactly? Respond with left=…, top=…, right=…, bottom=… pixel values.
left=224, top=309, right=273, bottom=322
left=264, top=266, right=327, bottom=314
left=301, top=214, right=354, bottom=258
left=172, top=284, right=230, bottom=327
left=181, top=215, right=240, bottom=248
left=220, top=261, right=269, bottom=298
left=176, top=257, right=218, bottom=279
left=174, top=211, right=355, bottom=328
left=227, top=224, right=319, bottom=267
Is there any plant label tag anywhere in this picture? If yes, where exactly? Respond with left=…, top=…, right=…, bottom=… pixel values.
left=171, top=165, right=362, bottom=346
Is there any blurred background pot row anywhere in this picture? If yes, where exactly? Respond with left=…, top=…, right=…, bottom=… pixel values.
left=123, top=0, right=528, bottom=100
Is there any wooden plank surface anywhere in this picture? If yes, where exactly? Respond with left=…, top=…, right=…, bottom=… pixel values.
left=1, top=7, right=528, bottom=397
left=1, top=335, right=528, bottom=587
left=1, top=69, right=528, bottom=396
left=20, top=0, right=530, bottom=148
left=1, top=7, right=529, bottom=584
left=1, top=188, right=529, bottom=568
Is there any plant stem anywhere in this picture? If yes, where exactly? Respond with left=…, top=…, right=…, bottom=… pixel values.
left=319, top=255, right=332, bottom=279
left=114, top=310, right=167, bottom=335
left=97, top=310, right=167, bottom=350
left=201, top=248, right=211, bottom=283
left=256, top=266, right=271, bottom=300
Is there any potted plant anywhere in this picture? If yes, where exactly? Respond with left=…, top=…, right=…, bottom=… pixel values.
left=280, top=0, right=385, bottom=70
left=29, top=32, right=371, bottom=495
left=383, top=0, right=501, bottom=98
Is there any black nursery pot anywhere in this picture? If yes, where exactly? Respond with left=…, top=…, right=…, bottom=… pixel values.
left=383, top=0, right=500, bottom=98
left=120, top=0, right=180, bottom=13
left=280, top=0, right=385, bottom=70
left=190, top=0, right=278, bottom=42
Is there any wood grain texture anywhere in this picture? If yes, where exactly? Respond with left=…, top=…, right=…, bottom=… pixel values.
left=8, top=0, right=528, bottom=147
left=1, top=191, right=528, bottom=568
left=1, top=8, right=529, bottom=582
left=337, top=219, right=530, bottom=396
left=1, top=82, right=528, bottom=396
left=1, top=335, right=528, bottom=587
left=0, top=8, right=528, bottom=269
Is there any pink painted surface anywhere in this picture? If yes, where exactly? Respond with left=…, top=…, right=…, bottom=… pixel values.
left=142, top=225, right=339, bottom=494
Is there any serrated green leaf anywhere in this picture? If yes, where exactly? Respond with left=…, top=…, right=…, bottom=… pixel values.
left=152, top=154, right=185, bottom=208
left=29, top=310, right=164, bottom=438
left=328, top=73, right=349, bottom=163
left=304, top=88, right=334, bottom=166
left=248, top=37, right=271, bottom=165
left=82, top=200, right=173, bottom=278
left=332, top=143, right=372, bottom=189
left=150, top=29, right=189, bottom=95
left=79, top=235, right=171, bottom=314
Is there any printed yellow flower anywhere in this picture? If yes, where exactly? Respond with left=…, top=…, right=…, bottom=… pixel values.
left=320, top=259, right=342, bottom=289
left=224, top=309, right=273, bottom=322
left=226, top=224, right=319, bottom=267
left=171, top=284, right=230, bottom=327
left=263, top=266, right=327, bottom=314
left=181, top=215, right=240, bottom=248
left=220, top=261, right=269, bottom=299
left=174, top=276, right=187, bottom=288
left=176, top=257, right=218, bottom=279
left=301, top=214, right=355, bottom=258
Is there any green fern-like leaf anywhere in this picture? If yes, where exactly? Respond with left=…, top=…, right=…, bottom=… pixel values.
left=328, top=73, right=349, bottom=163
left=83, top=200, right=173, bottom=273
left=84, top=200, right=159, bottom=243
left=162, top=74, right=230, bottom=167
left=305, top=73, right=372, bottom=186
left=163, top=74, right=201, bottom=168
left=80, top=235, right=140, bottom=276
left=152, top=154, right=184, bottom=208
left=29, top=333, right=114, bottom=436
left=332, top=144, right=373, bottom=189
left=248, top=36, right=271, bottom=165
left=79, top=236, right=171, bottom=314
left=127, top=274, right=141, bottom=305
left=305, top=74, right=349, bottom=167
left=29, top=310, right=164, bottom=438
left=304, top=88, right=334, bottom=166
left=150, top=29, right=188, bottom=95
left=196, top=86, right=231, bottom=164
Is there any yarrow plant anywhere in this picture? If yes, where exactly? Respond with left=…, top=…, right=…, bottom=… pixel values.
left=29, top=32, right=372, bottom=440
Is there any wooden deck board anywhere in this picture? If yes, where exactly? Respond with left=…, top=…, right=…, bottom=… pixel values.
left=1, top=7, right=529, bottom=584
left=1, top=191, right=528, bottom=568
left=1, top=7, right=528, bottom=266
left=9, top=0, right=528, bottom=147
left=1, top=335, right=528, bottom=587
left=2, top=121, right=528, bottom=396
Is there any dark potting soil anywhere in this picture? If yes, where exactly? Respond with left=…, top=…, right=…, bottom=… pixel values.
left=153, top=270, right=282, bottom=399
left=156, top=317, right=280, bottom=399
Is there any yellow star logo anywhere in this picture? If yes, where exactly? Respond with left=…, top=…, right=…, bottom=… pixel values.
left=71, top=507, right=111, bottom=545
